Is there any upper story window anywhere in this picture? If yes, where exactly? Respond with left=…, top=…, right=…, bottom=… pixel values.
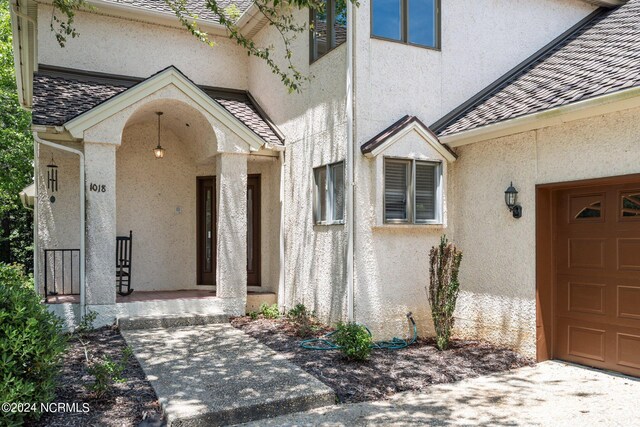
left=310, top=0, right=347, bottom=62
left=384, top=158, right=442, bottom=224
left=314, top=161, right=345, bottom=224
left=371, top=0, right=440, bottom=49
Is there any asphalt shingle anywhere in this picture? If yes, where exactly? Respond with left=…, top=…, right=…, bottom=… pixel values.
left=433, top=1, right=640, bottom=137
left=32, top=66, right=283, bottom=146
left=99, top=0, right=254, bottom=23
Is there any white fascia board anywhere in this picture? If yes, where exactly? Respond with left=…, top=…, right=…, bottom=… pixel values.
left=64, top=67, right=265, bottom=151
left=440, top=86, right=640, bottom=148
left=10, top=0, right=34, bottom=109
left=365, top=121, right=457, bottom=162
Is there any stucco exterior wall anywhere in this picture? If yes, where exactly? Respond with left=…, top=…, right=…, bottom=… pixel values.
left=36, top=150, right=81, bottom=295
left=37, top=4, right=249, bottom=88
left=246, top=10, right=349, bottom=321
left=354, top=0, right=595, bottom=140
left=452, top=106, right=640, bottom=357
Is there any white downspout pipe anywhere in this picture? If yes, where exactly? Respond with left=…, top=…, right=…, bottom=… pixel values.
left=33, top=133, right=86, bottom=320
left=345, top=0, right=355, bottom=322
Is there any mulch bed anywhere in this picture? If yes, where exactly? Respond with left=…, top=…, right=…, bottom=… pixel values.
left=31, top=327, right=161, bottom=427
left=231, top=316, right=534, bottom=403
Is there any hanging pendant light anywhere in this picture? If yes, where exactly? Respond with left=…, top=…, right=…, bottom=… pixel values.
left=153, top=112, right=166, bottom=159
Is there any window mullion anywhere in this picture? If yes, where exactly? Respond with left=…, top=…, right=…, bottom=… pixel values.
left=326, top=164, right=333, bottom=222
left=403, top=0, right=408, bottom=43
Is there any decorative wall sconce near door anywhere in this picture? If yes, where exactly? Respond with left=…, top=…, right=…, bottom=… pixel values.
left=153, top=111, right=166, bottom=159
left=505, top=182, right=522, bottom=219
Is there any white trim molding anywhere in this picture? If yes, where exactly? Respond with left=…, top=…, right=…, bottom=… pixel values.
left=365, top=120, right=457, bottom=163
left=64, top=66, right=266, bottom=151
left=441, top=86, right=640, bottom=147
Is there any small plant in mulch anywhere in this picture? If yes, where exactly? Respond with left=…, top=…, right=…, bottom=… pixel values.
left=287, top=304, right=323, bottom=338
left=259, top=302, right=280, bottom=319
left=86, top=346, right=133, bottom=398
left=334, top=322, right=373, bottom=361
left=428, top=235, right=463, bottom=351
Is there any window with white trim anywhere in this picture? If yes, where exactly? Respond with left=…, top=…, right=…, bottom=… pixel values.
left=384, top=158, right=441, bottom=224
left=314, top=161, right=345, bottom=224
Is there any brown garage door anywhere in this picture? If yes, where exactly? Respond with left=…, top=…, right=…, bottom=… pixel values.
left=555, top=182, right=640, bottom=377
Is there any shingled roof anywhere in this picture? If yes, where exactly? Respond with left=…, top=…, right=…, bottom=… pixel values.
left=432, top=1, right=640, bottom=137
left=98, top=0, right=254, bottom=23
left=32, top=65, right=284, bottom=146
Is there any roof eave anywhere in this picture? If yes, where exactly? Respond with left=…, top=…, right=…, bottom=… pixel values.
left=439, top=86, right=640, bottom=147
left=582, top=0, right=626, bottom=7
left=10, top=0, right=37, bottom=110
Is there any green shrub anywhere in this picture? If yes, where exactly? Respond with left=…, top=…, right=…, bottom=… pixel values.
left=259, top=303, right=279, bottom=319
left=0, top=263, right=67, bottom=424
left=428, top=235, right=463, bottom=351
left=334, top=322, right=372, bottom=361
left=76, top=309, right=97, bottom=334
left=287, top=304, right=320, bottom=338
left=248, top=311, right=259, bottom=320
left=86, top=346, right=132, bottom=398
left=287, top=303, right=308, bottom=320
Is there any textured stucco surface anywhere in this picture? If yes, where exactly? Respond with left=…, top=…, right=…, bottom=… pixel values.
left=452, top=106, right=640, bottom=357
left=37, top=5, right=249, bottom=89
left=36, top=150, right=81, bottom=295
left=85, top=141, right=117, bottom=305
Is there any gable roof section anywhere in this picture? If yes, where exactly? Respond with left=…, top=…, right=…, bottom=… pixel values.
left=32, top=65, right=284, bottom=147
left=361, top=115, right=457, bottom=162
left=431, top=1, right=640, bottom=139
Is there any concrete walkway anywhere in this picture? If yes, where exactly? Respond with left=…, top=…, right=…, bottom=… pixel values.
left=239, top=361, right=640, bottom=426
left=121, top=323, right=334, bottom=426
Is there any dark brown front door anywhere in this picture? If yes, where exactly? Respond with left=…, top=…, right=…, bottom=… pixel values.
left=554, top=181, right=640, bottom=376
left=197, top=175, right=261, bottom=286
left=197, top=177, right=216, bottom=285
left=247, top=175, right=261, bottom=286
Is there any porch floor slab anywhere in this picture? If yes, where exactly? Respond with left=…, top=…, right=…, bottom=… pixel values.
left=121, top=323, right=335, bottom=426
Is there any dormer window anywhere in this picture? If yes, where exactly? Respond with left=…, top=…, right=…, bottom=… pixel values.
left=371, top=0, right=440, bottom=49
left=310, top=0, right=347, bottom=62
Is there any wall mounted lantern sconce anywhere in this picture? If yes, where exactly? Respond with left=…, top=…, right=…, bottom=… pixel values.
left=153, top=112, right=166, bottom=159
left=505, top=182, right=522, bottom=218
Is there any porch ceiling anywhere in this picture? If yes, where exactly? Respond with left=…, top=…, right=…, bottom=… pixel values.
left=32, top=65, right=284, bottom=146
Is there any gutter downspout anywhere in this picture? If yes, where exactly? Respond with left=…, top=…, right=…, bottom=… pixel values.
left=33, top=133, right=86, bottom=321
left=345, top=0, right=355, bottom=322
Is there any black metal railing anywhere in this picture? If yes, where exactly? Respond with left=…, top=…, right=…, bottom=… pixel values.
left=43, top=249, right=80, bottom=302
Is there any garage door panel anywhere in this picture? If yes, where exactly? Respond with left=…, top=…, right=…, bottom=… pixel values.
left=617, top=238, right=640, bottom=271
left=617, top=333, right=640, bottom=370
left=553, top=182, right=640, bottom=377
left=617, top=285, right=640, bottom=321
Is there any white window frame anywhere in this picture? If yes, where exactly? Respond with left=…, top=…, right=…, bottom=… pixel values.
left=383, top=157, right=442, bottom=225
left=313, top=161, right=345, bottom=225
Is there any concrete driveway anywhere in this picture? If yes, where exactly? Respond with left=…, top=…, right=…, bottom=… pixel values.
left=239, top=361, right=639, bottom=426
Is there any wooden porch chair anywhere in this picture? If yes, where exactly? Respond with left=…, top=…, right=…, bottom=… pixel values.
left=116, top=230, right=134, bottom=296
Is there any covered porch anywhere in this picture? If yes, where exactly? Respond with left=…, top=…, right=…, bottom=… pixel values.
left=32, top=66, right=284, bottom=328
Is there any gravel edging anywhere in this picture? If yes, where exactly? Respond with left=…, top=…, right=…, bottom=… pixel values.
left=231, top=316, right=534, bottom=403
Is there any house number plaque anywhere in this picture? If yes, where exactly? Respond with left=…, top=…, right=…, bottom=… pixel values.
left=89, top=183, right=107, bottom=193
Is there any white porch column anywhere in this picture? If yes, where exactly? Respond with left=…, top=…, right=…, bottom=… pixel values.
left=84, top=142, right=117, bottom=307
left=216, top=153, right=247, bottom=307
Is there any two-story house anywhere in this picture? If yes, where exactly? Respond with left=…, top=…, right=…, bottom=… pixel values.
left=11, top=0, right=640, bottom=377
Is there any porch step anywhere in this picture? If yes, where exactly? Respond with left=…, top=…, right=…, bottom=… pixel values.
left=117, top=313, right=229, bottom=330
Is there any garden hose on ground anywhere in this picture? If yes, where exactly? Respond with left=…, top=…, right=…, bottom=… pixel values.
left=300, top=312, right=418, bottom=351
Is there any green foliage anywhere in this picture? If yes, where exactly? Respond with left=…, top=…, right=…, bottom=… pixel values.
left=287, top=303, right=319, bottom=337
left=0, top=0, right=34, bottom=272
left=334, top=322, right=372, bottom=361
left=248, top=310, right=259, bottom=320
left=0, top=263, right=67, bottom=425
left=86, top=346, right=132, bottom=398
left=428, top=235, right=463, bottom=351
left=75, top=309, right=97, bottom=335
left=259, top=302, right=280, bottom=319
